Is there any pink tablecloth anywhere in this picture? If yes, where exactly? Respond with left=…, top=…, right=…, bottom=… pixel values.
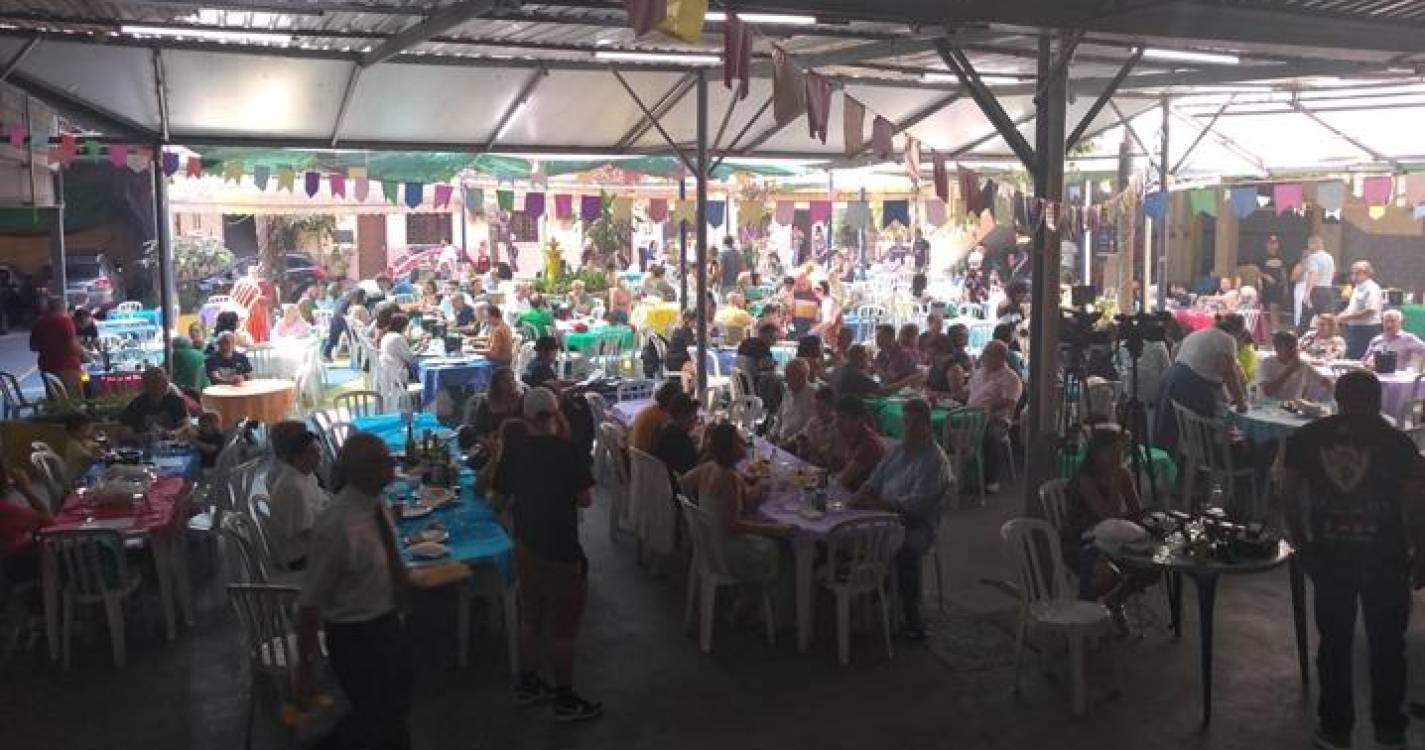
left=51, top=475, right=189, bottom=534
left=1173, top=309, right=1215, bottom=332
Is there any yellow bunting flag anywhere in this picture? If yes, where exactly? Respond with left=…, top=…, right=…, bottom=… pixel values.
left=657, top=0, right=708, bottom=44
left=611, top=197, right=633, bottom=223
left=277, top=167, right=296, bottom=192
left=222, top=160, right=244, bottom=184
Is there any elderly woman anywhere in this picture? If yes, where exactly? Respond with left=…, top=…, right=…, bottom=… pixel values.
left=966, top=340, right=1023, bottom=494
left=607, top=276, right=633, bottom=324
left=568, top=279, right=596, bottom=316
left=377, top=313, right=418, bottom=399
left=272, top=303, right=312, bottom=340
left=1300, top=313, right=1347, bottom=361
left=207, top=310, right=253, bottom=354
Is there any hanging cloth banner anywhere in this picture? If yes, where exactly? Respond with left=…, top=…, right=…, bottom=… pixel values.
left=330, top=173, right=346, bottom=199
left=647, top=197, right=669, bottom=222
left=1403, top=174, right=1425, bottom=205
left=186, top=156, right=204, bottom=179
left=1228, top=186, right=1258, bottom=218
left=1315, top=180, right=1345, bottom=212
left=843, top=96, right=865, bottom=156
left=1273, top=183, right=1304, bottom=215
left=580, top=194, right=603, bottom=222
left=404, top=182, right=424, bottom=209
left=491, top=189, right=511, bottom=211
left=1189, top=189, right=1217, bottom=217
left=464, top=187, right=483, bottom=212
left=804, top=72, right=832, bottom=143
left=670, top=199, right=695, bottom=225
left=959, top=169, right=981, bottom=215
left=772, top=47, right=806, bottom=126
left=222, top=159, right=245, bottom=184
left=304, top=171, right=321, bottom=197
left=524, top=191, right=545, bottom=218
left=161, top=151, right=180, bottom=178
left=553, top=193, right=573, bottom=219
left=707, top=200, right=726, bottom=228
left=924, top=199, right=947, bottom=227
left=740, top=201, right=769, bottom=231
left=84, top=139, right=102, bottom=161
left=250, top=165, right=270, bottom=191
left=932, top=154, right=949, bottom=204
left=278, top=167, right=298, bottom=192
left=6, top=125, right=23, bottom=148
left=809, top=200, right=832, bottom=224
left=350, top=167, right=369, bottom=202
left=871, top=116, right=894, bottom=160
left=722, top=13, right=751, bottom=100
left=622, top=0, right=667, bottom=36
left=903, top=137, right=920, bottom=182
left=1362, top=175, right=1393, bottom=205
left=657, top=0, right=707, bottom=44
left=612, top=197, right=633, bottom=223
left=433, top=184, right=454, bottom=209
left=882, top=200, right=909, bottom=228
left=845, top=200, right=870, bottom=230
left=1143, top=190, right=1167, bottom=223
left=107, top=143, right=128, bottom=169
left=774, top=200, right=795, bottom=225
left=381, top=180, right=399, bottom=204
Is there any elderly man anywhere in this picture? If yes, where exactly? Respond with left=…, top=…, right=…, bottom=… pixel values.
left=851, top=398, right=952, bottom=640
left=834, top=396, right=886, bottom=491
left=967, top=341, right=1023, bottom=494
left=204, top=331, right=253, bottom=386
left=1365, top=309, right=1425, bottom=371
left=1153, top=314, right=1249, bottom=451
left=1337, top=261, right=1384, bottom=359
left=298, top=433, right=411, bottom=750
left=266, top=421, right=331, bottom=571
left=118, top=367, right=189, bottom=437
left=829, top=344, right=893, bottom=400
left=473, top=304, right=514, bottom=367
left=1281, top=372, right=1425, bottom=750
left=873, top=323, right=922, bottom=389
left=774, top=358, right=815, bottom=444
left=1258, top=330, right=1330, bottom=402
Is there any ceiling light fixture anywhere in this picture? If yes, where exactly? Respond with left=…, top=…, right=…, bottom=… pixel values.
left=1142, top=48, right=1240, bottom=65
left=705, top=12, right=817, bottom=25
left=922, top=72, right=1021, bottom=85
left=120, top=24, right=294, bottom=44
left=594, top=50, right=721, bottom=66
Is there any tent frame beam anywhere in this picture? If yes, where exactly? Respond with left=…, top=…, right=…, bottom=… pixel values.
left=935, top=39, right=1039, bottom=182
left=708, top=94, right=772, bottom=174
left=3, top=69, right=156, bottom=139
left=1170, top=95, right=1233, bottom=176
left=1065, top=47, right=1141, bottom=150
left=616, top=73, right=696, bottom=151
left=0, top=33, right=40, bottom=84
left=1108, top=99, right=1160, bottom=175
left=1166, top=106, right=1269, bottom=176
left=359, top=0, right=497, bottom=68
left=482, top=66, right=547, bottom=154
left=610, top=66, right=697, bottom=174
left=330, top=63, right=362, bottom=147
left=1289, top=99, right=1402, bottom=171
left=151, top=48, right=170, bottom=142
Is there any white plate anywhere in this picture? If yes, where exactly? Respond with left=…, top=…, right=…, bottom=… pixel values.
left=421, top=487, right=454, bottom=506
left=408, top=541, right=450, bottom=559
left=408, top=529, right=449, bottom=545
left=401, top=504, right=434, bottom=519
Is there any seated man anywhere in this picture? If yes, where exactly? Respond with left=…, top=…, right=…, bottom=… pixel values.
left=833, top=396, right=885, bottom=491
left=473, top=304, right=514, bottom=367
left=265, top=421, right=331, bottom=571
left=522, top=336, right=573, bottom=393
left=774, top=358, right=815, bottom=444
left=1258, top=330, right=1330, bottom=401
left=119, top=367, right=190, bottom=438
left=967, top=341, right=1023, bottom=494
left=736, top=322, right=784, bottom=409
left=794, top=385, right=843, bottom=470
left=666, top=310, right=697, bottom=373
left=829, top=344, right=894, bottom=400
left=850, top=398, right=952, bottom=640
left=1364, top=309, right=1425, bottom=370
left=445, top=290, right=478, bottom=335
left=872, top=324, right=922, bottom=390
left=204, top=331, right=253, bottom=387
left=630, top=379, right=685, bottom=453
left=517, top=294, right=556, bottom=338
left=650, top=393, right=701, bottom=490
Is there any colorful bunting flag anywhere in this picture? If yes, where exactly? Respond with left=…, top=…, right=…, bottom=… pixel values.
left=647, top=197, right=669, bottom=223
left=843, top=96, right=865, bottom=156
left=1143, top=190, right=1167, bottom=222
left=960, top=169, right=982, bottom=215
left=612, top=197, right=633, bottom=223
left=433, top=184, right=453, bottom=209
left=580, top=194, right=603, bottom=222
left=809, top=200, right=832, bottom=224
left=496, top=189, right=514, bottom=211
left=1403, top=174, right=1425, bottom=205
left=304, top=171, right=321, bottom=197
left=1188, top=188, right=1217, bottom=217
left=351, top=167, right=369, bottom=201
left=904, top=136, right=920, bottom=181
left=186, top=156, right=203, bottom=178
left=330, top=173, right=346, bottom=198
left=1362, top=175, right=1393, bottom=205
left=524, top=191, right=545, bottom=218
left=774, top=200, right=795, bottom=225
left=84, top=139, right=102, bottom=160
left=881, top=200, right=908, bottom=228
left=1369, top=205, right=1388, bottom=221
left=622, top=0, right=667, bottom=36
left=871, top=116, right=894, bottom=160
left=222, top=159, right=244, bottom=184
left=1228, top=186, right=1258, bottom=218
left=722, top=12, right=751, bottom=100
left=404, top=183, right=424, bottom=209
left=804, top=72, right=831, bottom=143
left=707, top=200, right=726, bottom=228
left=656, top=0, right=707, bottom=43
left=845, top=200, right=870, bottom=230
left=381, top=180, right=399, bottom=204
left=924, top=199, right=947, bottom=227
left=277, top=167, right=296, bottom=192
left=1273, top=183, right=1304, bottom=215
left=932, top=154, right=949, bottom=204
left=554, top=194, right=574, bottom=219
left=772, top=47, right=805, bottom=127
left=252, top=165, right=270, bottom=191
left=108, top=143, right=128, bottom=169
left=1315, top=181, right=1344, bottom=212
left=7, top=125, right=23, bottom=148
left=161, top=151, right=180, bottom=177
left=465, top=187, right=482, bottom=212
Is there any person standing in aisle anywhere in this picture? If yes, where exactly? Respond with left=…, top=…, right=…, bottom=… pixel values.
left=1281, top=371, right=1425, bottom=750
left=1336, top=261, right=1384, bottom=361
left=1302, top=235, right=1337, bottom=329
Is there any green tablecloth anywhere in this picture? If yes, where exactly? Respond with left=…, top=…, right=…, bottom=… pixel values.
left=1400, top=304, right=1425, bottom=339
left=562, top=324, right=635, bottom=353
left=867, top=396, right=951, bottom=440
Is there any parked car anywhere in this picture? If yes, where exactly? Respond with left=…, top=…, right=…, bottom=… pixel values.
left=195, top=253, right=327, bottom=302
left=64, top=252, right=123, bottom=309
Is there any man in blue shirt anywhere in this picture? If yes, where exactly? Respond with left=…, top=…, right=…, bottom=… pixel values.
left=851, top=397, right=953, bottom=640
left=522, top=336, right=570, bottom=393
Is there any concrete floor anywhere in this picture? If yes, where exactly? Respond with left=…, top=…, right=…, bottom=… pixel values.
left=4, top=485, right=1423, bottom=750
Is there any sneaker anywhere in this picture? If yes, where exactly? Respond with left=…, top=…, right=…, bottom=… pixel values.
left=553, top=691, right=604, bottom=723
left=1313, top=726, right=1352, bottom=750
left=513, top=675, right=554, bottom=705
left=1375, top=729, right=1406, bottom=750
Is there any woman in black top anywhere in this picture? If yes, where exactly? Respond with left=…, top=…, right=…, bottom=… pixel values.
left=467, top=367, right=523, bottom=447
left=650, top=393, right=701, bottom=490
left=1061, top=429, right=1155, bottom=623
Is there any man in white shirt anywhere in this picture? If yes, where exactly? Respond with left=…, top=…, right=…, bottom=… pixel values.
left=266, top=421, right=331, bottom=570
left=774, top=358, right=815, bottom=443
left=1153, top=315, right=1249, bottom=450
left=1365, top=309, right=1425, bottom=371
left=1302, top=236, right=1337, bottom=328
left=297, top=433, right=410, bottom=750
left=1337, top=261, right=1384, bottom=360
left=1258, top=331, right=1330, bottom=402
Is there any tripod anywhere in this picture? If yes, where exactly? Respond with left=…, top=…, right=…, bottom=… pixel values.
left=1115, top=334, right=1163, bottom=510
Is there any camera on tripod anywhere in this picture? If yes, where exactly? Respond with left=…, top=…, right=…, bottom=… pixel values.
left=1060, top=308, right=1111, bottom=350
left=1113, top=311, right=1168, bottom=357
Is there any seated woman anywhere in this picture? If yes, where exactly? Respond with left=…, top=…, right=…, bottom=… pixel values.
left=794, top=385, right=843, bottom=470
left=650, top=393, right=701, bottom=491
left=272, top=303, right=312, bottom=340
left=464, top=367, right=523, bottom=450
left=416, top=280, right=441, bottom=314
left=1060, top=428, right=1157, bottom=629
left=924, top=334, right=967, bottom=402
left=833, top=396, right=886, bottom=491
left=1299, top=313, right=1346, bottom=360
left=0, top=458, right=54, bottom=585
left=966, top=341, right=1023, bottom=494
left=680, top=423, right=792, bottom=581
left=206, top=310, right=252, bottom=355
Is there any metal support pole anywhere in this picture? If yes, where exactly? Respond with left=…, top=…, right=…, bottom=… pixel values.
left=459, top=181, right=469, bottom=259
left=1157, top=96, right=1170, bottom=311
left=152, top=146, right=175, bottom=369
left=679, top=177, right=688, bottom=309
left=48, top=170, right=65, bottom=297
left=694, top=70, right=709, bottom=397
left=1025, top=32, right=1067, bottom=511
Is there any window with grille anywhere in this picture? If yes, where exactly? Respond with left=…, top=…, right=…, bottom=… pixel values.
left=508, top=211, right=540, bottom=243
left=406, top=213, right=452, bottom=245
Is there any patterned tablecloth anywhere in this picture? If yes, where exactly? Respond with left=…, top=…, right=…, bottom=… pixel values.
left=418, top=355, right=493, bottom=406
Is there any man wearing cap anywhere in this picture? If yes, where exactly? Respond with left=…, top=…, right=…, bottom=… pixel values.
left=495, top=387, right=602, bottom=721
left=523, top=335, right=573, bottom=393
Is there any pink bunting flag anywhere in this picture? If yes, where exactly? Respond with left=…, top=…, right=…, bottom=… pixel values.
left=108, top=143, right=128, bottom=169
left=1404, top=174, right=1425, bottom=205
left=304, top=171, right=321, bottom=198
left=871, top=116, right=894, bottom=161
left=809, top=200, right=832, bottom=223
left=330, top=173, right=346, bottom=198
left=57, top=133, right=78, bottom=165
left=186, top=156, right=203, bottom=178
left=646, top=197, right=668, bottom=222
left=7, top=125, right=24, bottom=148
left=434, top=184, right=454, bottom=209
left=774, top=200, right=795, bottom=225
left=722, top=12, right=751, bottom=100
left=351, top=167, right=369, bottom=201
left=1273, top=183, right=1304, bottom=215
left=804, top=72, right=832, bottom=143
left=1362, top=175, right=1393, bottom=205
left=554, top=194, right=574, bottom=220
left=622, top=0, right=667, bottom=36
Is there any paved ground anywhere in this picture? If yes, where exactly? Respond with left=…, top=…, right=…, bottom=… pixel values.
left=6, top=479, right=1424, bottom=750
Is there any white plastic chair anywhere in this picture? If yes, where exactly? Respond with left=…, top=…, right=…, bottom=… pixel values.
left=616, top=379, right=656, bottom=403
left=1172, top=401, right=1259, bottom=516
left=584, top=391, right=608, bottom=428
left=113, top=301, right=143, bottom=316
left=628, top=447, right=677, bottom=559
left=224, top=583, right=304, bottom=749
left=1038, top=478, right=1070, bottom=534
left=326, top=422, right=354, bottom=456
left=246, top=347, right=277, bottom=379
left=0, top=371, right=38, bottom=420
left=944, top=407, right=988, bottom=508
left=225, top=457, right=266, bottom=529
left=594, top=422, right=630, bottom=542
left=1001, top=517, right=1113, bottom=715
left=332, top=390, right=384, bottom=420
left=42, top=528, right=142, bottom=667
left=40, top=371, right=69, bottom=402
left=728, top=395, right=764, bottom=432
left=677, top=495, right=776, bottom=653
left=218, top=512, right=275, bottom=584
left=820, top=516, right=903, bottom=666
left=29, top=449, right=67, bottom=512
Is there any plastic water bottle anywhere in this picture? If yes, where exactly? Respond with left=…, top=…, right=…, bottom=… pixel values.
left=1207, top=484, right=1225, bottom=511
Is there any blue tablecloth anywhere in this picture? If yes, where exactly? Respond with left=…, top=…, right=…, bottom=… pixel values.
left=715, top=345, right=796, bottom=374
left=353, top=413, right=513, bottom=582
left=96, top=317, right=159, bottom=339
left=418, top=356, right=493, bottom=406
left=108, top=308, right=161, bottom=324
left=81, top=445, right=202, bottom=484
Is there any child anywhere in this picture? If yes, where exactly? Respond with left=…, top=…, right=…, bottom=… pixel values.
left=191, top=411, right=225, bottom=468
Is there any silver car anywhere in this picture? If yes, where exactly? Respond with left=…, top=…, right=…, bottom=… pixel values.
left=64, top=253, right=122, bottom=308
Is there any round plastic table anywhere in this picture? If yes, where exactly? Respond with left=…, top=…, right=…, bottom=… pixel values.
left=201, top=378, right=297, bottom=429
left=562, top=324, right=635, bottom=353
